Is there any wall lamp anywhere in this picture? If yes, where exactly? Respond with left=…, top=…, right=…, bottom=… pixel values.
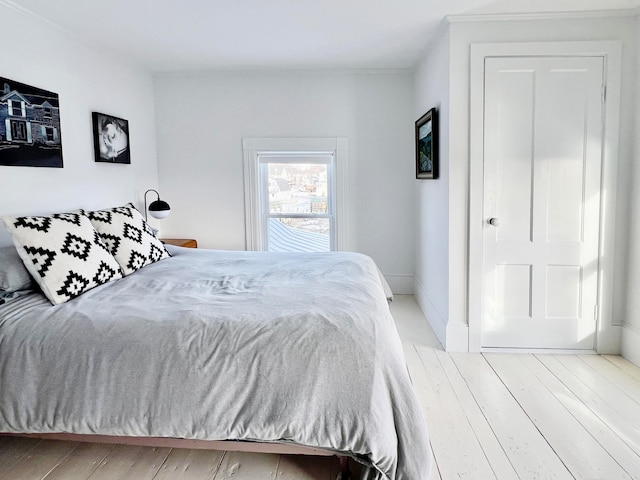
left=144, top=189, right=171, bottom=222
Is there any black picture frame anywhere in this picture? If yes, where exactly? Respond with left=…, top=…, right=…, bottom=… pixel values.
left=0, top=77, right=63, bottom=168
left=415, top=108, right=438, bottom=179
left=92, top=112, right=130, bottom=164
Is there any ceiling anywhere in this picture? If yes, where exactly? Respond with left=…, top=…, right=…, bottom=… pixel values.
left=4, top=0, right=639, bottom=72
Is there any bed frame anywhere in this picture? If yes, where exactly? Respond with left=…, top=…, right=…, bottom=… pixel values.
left=1, top=433, right=353, bottom=479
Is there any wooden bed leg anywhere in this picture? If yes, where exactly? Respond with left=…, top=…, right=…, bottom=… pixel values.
left=336, top=456, right=351, bottom=480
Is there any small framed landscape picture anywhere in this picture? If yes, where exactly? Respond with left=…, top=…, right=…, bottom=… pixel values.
left=415, top=108, right=438, bottom=179
left=92, top=112, right=130, bottom=164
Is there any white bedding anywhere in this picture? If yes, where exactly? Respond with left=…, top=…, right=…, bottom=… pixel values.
left=0, top=246, right=430, bottom=479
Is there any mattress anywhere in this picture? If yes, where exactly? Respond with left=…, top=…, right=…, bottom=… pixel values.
left=0, top=246, right=430, bottom=479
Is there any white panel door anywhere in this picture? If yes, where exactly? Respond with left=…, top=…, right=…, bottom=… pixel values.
left=482, top=56, right=604, bottom=349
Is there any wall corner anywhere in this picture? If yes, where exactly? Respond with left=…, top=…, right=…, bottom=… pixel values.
left=621, top=325, right=640, bottom=367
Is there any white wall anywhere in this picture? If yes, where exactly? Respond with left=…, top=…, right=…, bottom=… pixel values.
left=622, top=11, right=640, bottom=366
left=154, top=71, right=416, bottom=292
left=0, top=4, right=159, bottom=247
left=414, top=12, right=637, bottom=351
left=413, top=26, right=451, bottom=345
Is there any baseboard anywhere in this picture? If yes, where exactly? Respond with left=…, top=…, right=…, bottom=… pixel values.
left=481, top=347, right=596, bottom=354
left=413, top=277, right=446, bottom=347
left=445, top=322, right=469, bottom=352
left=621, top=325, right=640, bottom=367
left=384, top=275, right=415, bottom=295
left=596, top=323, right=622, bottom=355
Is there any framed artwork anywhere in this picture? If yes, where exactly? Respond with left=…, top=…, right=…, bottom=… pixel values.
left=92, top=112, right=130, bottom=164
left=415, top=108, right=438, bottom=179
left=0, top=77, right=63, bottom=168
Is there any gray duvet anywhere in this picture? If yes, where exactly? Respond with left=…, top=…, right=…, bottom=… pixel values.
left=0, top=247, right=430, bottom=479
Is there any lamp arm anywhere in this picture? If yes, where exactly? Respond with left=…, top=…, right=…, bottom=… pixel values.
left=144, top=189, right=160, bottom=222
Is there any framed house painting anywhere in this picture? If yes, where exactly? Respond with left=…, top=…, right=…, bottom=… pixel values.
left=92, top=112, right=130, bottom=164
left=415, top=108, right=438, bottom=179
left=0, top=77, right=63, bottom=168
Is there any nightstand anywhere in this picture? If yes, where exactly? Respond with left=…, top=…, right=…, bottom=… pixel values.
left=161, top=238, right=198, bottom=248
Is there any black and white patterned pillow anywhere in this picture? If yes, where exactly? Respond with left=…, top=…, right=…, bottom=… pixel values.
left=1, top=213, right=123, bottom=305
left=83, top=203, right=170, bottom=276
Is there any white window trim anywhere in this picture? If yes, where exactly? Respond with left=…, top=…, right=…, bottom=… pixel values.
left=243, top=137, right=349, bottom=251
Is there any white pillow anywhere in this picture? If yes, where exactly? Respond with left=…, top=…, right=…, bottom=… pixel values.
left=0, top=245, right=33, bottom=292
left=2, top=212, right=123, bottom=305
left=83, top=203, right=170, bottom=276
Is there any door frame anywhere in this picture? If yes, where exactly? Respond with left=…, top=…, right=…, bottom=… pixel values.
left=468, top=41, right=623, bottom=353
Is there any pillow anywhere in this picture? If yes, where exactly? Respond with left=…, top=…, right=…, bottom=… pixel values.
left=1, top=212, right=123, bottom=305
left=83, top=203, right=170, bottom=276
left=0, top=245, right=33, bottom=292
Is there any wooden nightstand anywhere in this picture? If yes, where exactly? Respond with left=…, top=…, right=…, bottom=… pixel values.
left=161, top=238, right=198, bottom=248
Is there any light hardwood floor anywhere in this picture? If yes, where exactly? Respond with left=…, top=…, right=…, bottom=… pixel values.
left=1, top=295, right=639, bottom=479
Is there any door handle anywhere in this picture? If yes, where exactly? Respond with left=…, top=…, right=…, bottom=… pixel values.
left=488, top=218, right=501, bottom=227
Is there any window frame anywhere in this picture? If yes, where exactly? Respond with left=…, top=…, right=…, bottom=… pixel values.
left=243, top=138, right=349, bottom=251
left=9, top=99, right=25, bottom=117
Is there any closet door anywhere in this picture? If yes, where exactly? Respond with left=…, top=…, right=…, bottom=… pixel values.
left=482, top=56, right=604, bottom=349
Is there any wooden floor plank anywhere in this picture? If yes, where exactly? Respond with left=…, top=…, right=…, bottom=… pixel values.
left=435, top=349, right=518, bottom=479
left=410, top=345, right=497, bottom=479
left=578, top=355, right=640, bottom=404
left=552, top=354, right=640, bottom=429
left=391, top=295, right=443, bottom=349
left=0, top=439, right=79, bottom=480
left=537, top=354, right=640, bottom=456
left=452, top=352, right=573, bottom=479
left=602, top=355, right=640, bottom=383
left=487, top=353, right=633, bottom=480
left=87, top=444, right=171, bottom=480
left=0, top=436, right=43, bottom=475
left=212, top=451, right=278, bottom=479
left=428, top=447, right=442, bottom=480
left=526, top=355, right=640, bottom=480
left=43, top=442, right=115, bottom=480
left=152, top=448, right=225, bottom=480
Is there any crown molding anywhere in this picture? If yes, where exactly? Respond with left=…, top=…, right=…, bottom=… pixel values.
left=447, top=8, right=639, bottom=23
left=0, top=0, right=69, bottom=32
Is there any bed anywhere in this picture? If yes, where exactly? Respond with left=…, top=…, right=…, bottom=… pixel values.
left=0, top=212, right=431, bottom=479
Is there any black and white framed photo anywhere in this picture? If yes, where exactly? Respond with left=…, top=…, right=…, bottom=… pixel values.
left=0, top=77, right=63, bottom=168
left=92, top=112, right=130, bottom=164
left=415, top=107, right=438, bottom=179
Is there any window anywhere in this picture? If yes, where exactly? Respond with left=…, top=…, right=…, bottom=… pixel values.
left=9, top=100, right=24, bottom=117
left=243, top=138, right=348, bottom=252
left=260, top=154, right=334, bottom=252
left=45, top=126, right=55, bottom=142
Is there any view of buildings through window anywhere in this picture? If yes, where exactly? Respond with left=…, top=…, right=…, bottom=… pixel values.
left=263, top=160, right=334, bottom=252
